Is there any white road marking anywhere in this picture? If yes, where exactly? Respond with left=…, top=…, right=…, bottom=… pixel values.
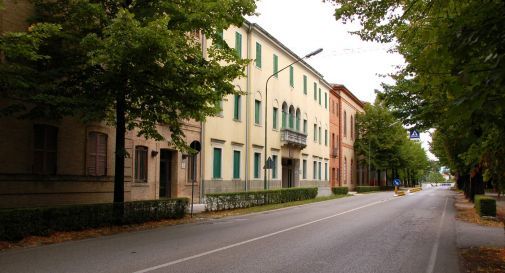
left=425, top=197, right=449, bottom=273
left=132, top=198, right=394, bottom=273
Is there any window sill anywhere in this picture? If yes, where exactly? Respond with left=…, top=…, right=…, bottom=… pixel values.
left=233, top=118, right=242, bottom=123
left=254, top=123, right=262, bottom=127
left=132, top=182, right=149, bottom=187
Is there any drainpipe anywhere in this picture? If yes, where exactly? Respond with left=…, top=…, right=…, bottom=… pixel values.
left=245, top=23, right=253, bottom=192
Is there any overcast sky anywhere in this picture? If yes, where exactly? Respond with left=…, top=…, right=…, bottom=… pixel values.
left=246, top=0, right=437, bottom=160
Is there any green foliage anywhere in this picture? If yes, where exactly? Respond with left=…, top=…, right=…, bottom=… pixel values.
left=356, top=186, right=380, bottom=193
left=474, top=195, right=496, bottom=217
left=331, top=187, right=349, bottom=195
left=331, top=0, right=505, bottom=194
left=205, top=188, right=318, bottom=211
left=0, top=198, right=188, bottom=242
left=425, top=171, right=446, bottom=183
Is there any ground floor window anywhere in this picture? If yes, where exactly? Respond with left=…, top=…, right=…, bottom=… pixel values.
left=254, top=152, right=261, bottom=179
left=135, top=146, right=148, bottom=182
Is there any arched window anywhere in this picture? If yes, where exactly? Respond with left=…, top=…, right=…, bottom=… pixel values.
left=295, top=108, right=301, bottom=131
left=281, top=102, right=288, bottom=129
left=288, top=105, right=295, bottom=129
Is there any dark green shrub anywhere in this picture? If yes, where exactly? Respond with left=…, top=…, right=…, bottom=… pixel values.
left=474, top=195, right=496, bottom=217
left=356, top=186, right=380, bottom=193
left=205, top=187, right=318, bottom=211
left=331, top=187, right=349, bottom=195
left=379, top=186, right=395, bottom=191
left=0, top=198, right=188, bottom=242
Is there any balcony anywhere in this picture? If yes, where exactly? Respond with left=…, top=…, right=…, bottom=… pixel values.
left=280, top=128, right=307, bottom=149
left=331, top=147, right=338, bottom=157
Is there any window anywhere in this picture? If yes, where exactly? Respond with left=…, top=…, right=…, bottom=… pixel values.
left=254, top=152, right=261, bottom=178
left=344, top=111, right=347, bottom=137
left=33, top=124, right=58, bottom=174
left=255, top=42, right=262, bottom=68
left=318, top=88, right=321, bottom=105
left=295, top=111, right=300, bottom=131
left=289, top=66, right=294, bottom=87
left=325, top=163, right=328, bottom=181
left=319, top=127, right=322, bottom=144
left=281, top=108, right=287, bottom=128
left=273, top=54, right=279, bottom=77
left=318, top=162, right=322, bottom=180
left=87, top=132, right=107, bottom=176
left=233, top=95, right=241, bottom=120
left=273, top=107, right=278, bottom=129
left=313, top=82, right=317, bottom=100
left=303, top=119, right=307, bottom=134
left=303, top=75, right=307, bottom=94
left=351, top=115, right=354, bottom=139
left=313, top=161, right=317, bottom=179
left=233, top=150, right=240, bottom=179
left=325, top=129, right=328, bottom=146
left=344, top=157, right=347, bottom=184
left=135, top=146, right=148, bottom=182
left=235, top=32, right=242, bottom=58
left=324, top=93, right=328, bottom=109
left=213, top=148, right=222, bottom=179
left=313, top=124, right=317, bottom=142
left=302, top=159, right=307, bottom=179
left=255, top=100, right=261, bottom=125
left=272, top=155, right=278, bottom=179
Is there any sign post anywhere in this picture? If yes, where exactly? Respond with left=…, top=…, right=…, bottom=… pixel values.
left=393, top=178, right=401, bottom=195
left=263, top=156, right=273, bottom=190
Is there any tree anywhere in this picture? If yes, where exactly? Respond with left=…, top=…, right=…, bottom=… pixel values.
left=330, top=0, right=505, bottom=199
left=0, top=0, right=257, bottom=203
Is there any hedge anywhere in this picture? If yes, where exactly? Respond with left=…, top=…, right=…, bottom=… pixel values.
left=356, top=186, right=380, bottom=193
left=474, top=195, right=496, bottom=217
left=205, top=187, right=318, bottom=211
left=379, top=186, right=395, bottom=191
left=0, top=198, right=188, bottom=242
left=332, top=187, right=349, bottom=195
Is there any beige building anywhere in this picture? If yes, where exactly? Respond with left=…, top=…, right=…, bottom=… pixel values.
left=332, top=85, right=364, bottom=188
left=202, top=23, right=331, bottom=193
left=0, top=0, right=202, bottom=208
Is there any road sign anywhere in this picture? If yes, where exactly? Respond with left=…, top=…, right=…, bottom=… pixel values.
left=393, top=178, right=401, bottom=186
left=263, top=156, right=273, bottom=169
left=409, top=129, right=420, bottom=140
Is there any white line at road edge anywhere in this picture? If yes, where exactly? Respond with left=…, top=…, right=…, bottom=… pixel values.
left=133, top=198, right=394, bottom=273
left=425, top=197, right=449, bottom=273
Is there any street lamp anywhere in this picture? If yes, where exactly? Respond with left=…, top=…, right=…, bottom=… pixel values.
left=264, top=48, right=323, bottom=190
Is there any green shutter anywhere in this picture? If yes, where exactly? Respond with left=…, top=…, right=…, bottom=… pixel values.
left=303, top=120, right=307, bottom=133
left=233, top=150, right=240, bottom=179
left=325, top=130, right=328, bottom=146
left=234, top=95, right=240, bottom=120
left=254, top=153, right=260, bottom=178
left=256, top=42, right=262, bottom=68
left=272, top=155, right=277, bottom=179
left=313, top=83, right=317, bottom=100
left=282, top=111, right=286, bottom=128
left=319, top=88, right=321, bottom=105
left=303, top=160, right=307, bottom=179
left=255, top=100, right=261, bottom=124
left=289, top=66, right=294, bottom=87
left=273, top=54, right=278, bottom=77
left=213, top=148, right=222, bottom=178
left=318, top=162, right=322, bottom=180
left=325, top=163, right=328, bottom=180
left=325, top=93, right=328, bottom=109
left=273, top=107, right=278, bottom=129
left=235, top=32, right=242, bottom=58
left=319, top=127, right=322, bottom=144
left=303, top=75, right=307, bottom=94
left=313, top=161, right=317, bottom=179
left=313, top=124, right=317, bottom=141
left=216, top=30, right=224, bottom=48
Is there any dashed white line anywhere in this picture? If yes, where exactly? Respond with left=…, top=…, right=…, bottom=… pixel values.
left=132, top=197, right=394, bottom=273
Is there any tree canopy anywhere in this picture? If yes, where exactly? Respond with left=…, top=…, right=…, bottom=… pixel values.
left=331, top=0, right=505, bottom=196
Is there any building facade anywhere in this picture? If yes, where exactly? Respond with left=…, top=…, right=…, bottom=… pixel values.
left=202, top=23, right=331, bottom=193
left=0, top=1, right=202, bottom=208
left=332, top=84, right=364, bottom=189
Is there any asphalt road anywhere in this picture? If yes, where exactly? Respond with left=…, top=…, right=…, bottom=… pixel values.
left=0, top=188, right=459, bottom=273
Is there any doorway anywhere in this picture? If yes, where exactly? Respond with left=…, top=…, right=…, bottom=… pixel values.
left=159, top=149, right=173, bottom=198
left=282, top=158, right=294, bottom=188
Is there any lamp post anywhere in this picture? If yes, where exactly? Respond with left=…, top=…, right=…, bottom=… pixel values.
left=263, top=48, right=323, bottom=190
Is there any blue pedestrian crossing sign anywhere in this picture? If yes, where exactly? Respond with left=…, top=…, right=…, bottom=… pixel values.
left=393, top=179, right=401, bottom=186
left=409, top=129, right=420, bottom=140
